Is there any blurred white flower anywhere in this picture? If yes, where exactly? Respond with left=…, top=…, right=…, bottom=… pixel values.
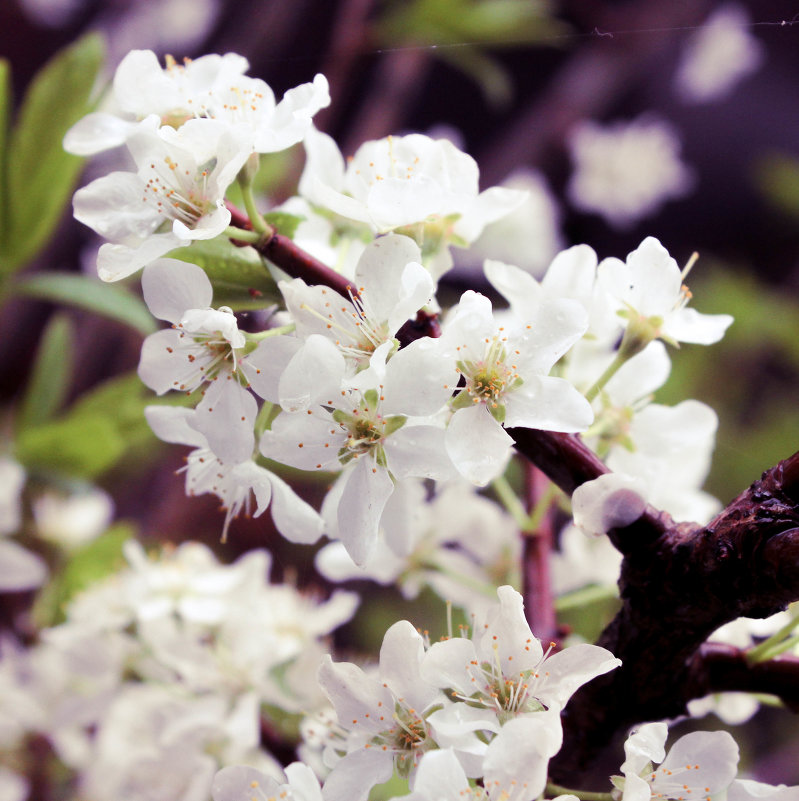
left=33, top=487, right=114, bottom=549
left=675, top=4, right=764, bottom=104
left=567, top=116, right=694, bottom=229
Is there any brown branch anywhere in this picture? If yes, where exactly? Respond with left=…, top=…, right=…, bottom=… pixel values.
left=686, top=643, right=799, bottom=713
left=549, top=451, right=799, bottom=783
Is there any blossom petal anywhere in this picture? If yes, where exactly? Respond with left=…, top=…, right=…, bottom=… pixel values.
left=504, top=376, right=593, bottom=433
left=141, top=258, right=213, bottom=323
left=194, top=378, right=256, bottom=463
left=337, top=459, right=394, bottom=565
left=446, top=405, right=513, bottom=486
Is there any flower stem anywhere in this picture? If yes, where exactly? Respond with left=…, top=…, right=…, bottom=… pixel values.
left=545, top=781, right=613, bottom=801
left=584, top=350, right=628, bottom=404
left=223, top=225, right=262, bottom=243
left=238, top=160, right=272, bottom=236
left=492, top=474, right=530, bottom=532
left=746, top=614, right=799, bottom=664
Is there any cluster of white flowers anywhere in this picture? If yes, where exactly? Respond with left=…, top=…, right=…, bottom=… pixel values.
left=0, top=540, right=357, bottom=801
left=2, top=46, right=781, bottom=801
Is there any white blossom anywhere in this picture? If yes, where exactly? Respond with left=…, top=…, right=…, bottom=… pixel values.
left=299, top=129, right=525, bottom=276
left=675, top=5, right=764, bottom=104
left=567, top=116, right=694, bottom=229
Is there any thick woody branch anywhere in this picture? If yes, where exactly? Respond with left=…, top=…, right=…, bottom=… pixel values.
left=549, top=451, right=799, bottom=782
left=686, top=643, right=799, bottom=713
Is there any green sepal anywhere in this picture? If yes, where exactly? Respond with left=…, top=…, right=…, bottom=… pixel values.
left=488, top=403, right=506, bottom=424
left=3, top=33, right=105, bottom=273
left=363, top=388, right=380, bottom=409
left=374, top=447, right=389, bottom=469
left=382, top=415, right=407, bottom=436
left=19, top=313, right=75, bottom=429
left=14, top=271, right=157, bottom=335
left=450, top=390, right=475, bottom=411
left=331, top=409, right=349, bottom=426
left=167, top=237, right=281, bottom=310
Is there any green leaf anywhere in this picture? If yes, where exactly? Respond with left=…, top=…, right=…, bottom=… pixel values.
left=14, top=272, right=156, bottom=335
left=0, top=59, right=11, bottom=257
left=15, top=372, right=163, bottom=481
left=16, top=414, right=126, bottom=480
left=33, top=523, right=133, bottom=627
left=264, top=211, right=305, bottom=240
left=755, top=152, right=799, bottom=219
left=4, top=33, right=105, bottom=272
left=168, top=237, right=281, bottom=310
left=19, top=313, right=75, bottom=429
left=69, top=372, right=158, bottom=450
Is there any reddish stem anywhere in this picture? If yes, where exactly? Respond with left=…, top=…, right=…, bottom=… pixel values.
left=522, top=464, right=558, bottom=644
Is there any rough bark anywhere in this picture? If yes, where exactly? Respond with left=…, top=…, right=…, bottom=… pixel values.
left=513, top=428, right=799, bottom=781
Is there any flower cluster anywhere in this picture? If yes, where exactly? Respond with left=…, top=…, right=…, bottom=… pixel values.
left=40, top=45, right=796, bottom=801
left=0, top=540, right=357, bottom=801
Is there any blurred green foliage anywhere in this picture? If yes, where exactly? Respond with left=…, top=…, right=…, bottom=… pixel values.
left=0, top=33, right=104, bottom=273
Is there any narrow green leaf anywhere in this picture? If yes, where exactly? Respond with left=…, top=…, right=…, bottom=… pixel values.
left=16, top=415, right=126, bottom=480
left=5, top=33, right=105, bottom=271
left=14, top=272, right=156, bottom=335
left=69, top=372, right=158, bottom=449
left=19, top=313, right=75, bottom=429
left=168, top=237, right=281, bottom=310
left=0, top=59, right=12, bottom=260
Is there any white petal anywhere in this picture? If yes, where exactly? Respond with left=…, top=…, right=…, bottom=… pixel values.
left=318, top=655, right=394, bottom=733
left=385, top=426, right=456, bottom=481
left=321, top=748, right=394, bottom=801
left=241, top=335, right=301, bottom=403
left=96, top=233, right=180, bottom=281
left=534, top=643, right=621, bottom=710
left=621, top=722, right=668, bottom=775
left=265, top=470, right=324, bottom=544
left=572, top=473, right=648, bottom=537
left=421, top=637, right=478, bottom=697
left=141, top=258, right=213, bottom=323
left=138, top=329, right=201, bottom=394
left=656, top=730, right=738, bottom=795
left=212, top=765, right=280, bottom=801
left=144, top=405, right=207, bottom=448
left=663, top=307, right=734, bottom=345
left=194, top=378, right=256, bottom=463
left=284, top=762, right=325, bottom=801
left=337, top=459, right=394, bottom=565
left=73, top=171, right=156, bottom=241
left=483, top=714, right=562, bottom=801
left=278, top=335, right=346, bottom=412
left=63, top=112, right=139, bottom=155
left=504, top=376, right=593, bottom=433
left=379, top=620, right=438, bottom=710
left=0, top=540, right=48, bottom=591
left=446, top=405, right=513, bottom=486
left=260, top=409, right=342, bottom=471
left=410, top=750, right=470, bottom=798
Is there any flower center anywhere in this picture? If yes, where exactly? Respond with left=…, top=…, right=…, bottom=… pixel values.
left=143, top=154, right=216, bottom=229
